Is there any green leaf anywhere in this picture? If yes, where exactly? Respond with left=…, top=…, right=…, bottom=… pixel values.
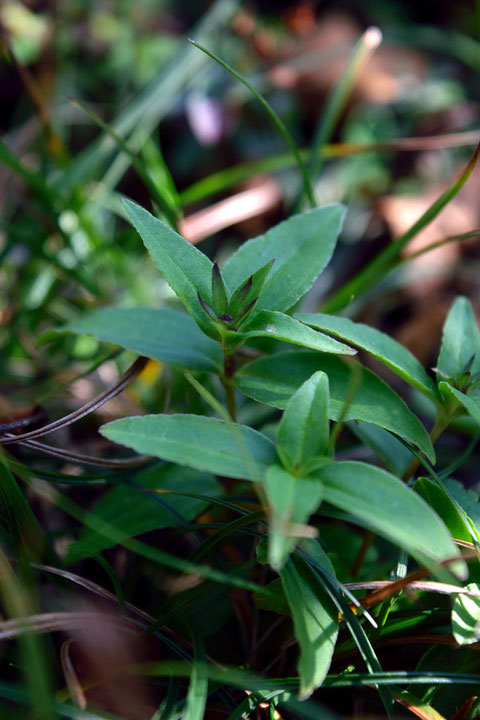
left=100, top=414, right=277, bottom=482
left=439, top=382, right=480, bottom=425
left=241, top=311, right=356, bottom=355
left=442, top=477, right=480, bottom=532
left=67, top=465, right=221, bottom=563
left=122, top=199, right=214, bottom=335
left=297, top=312, right=439, bottom=401
left=316, top=461, right=466, bottom=580
left=263, top=465, right=324, bottom=570
left=46, top=307, right=222, bottom=372
left=414, top=477, right=473, bottom=544
left=212, top=262, right=229, bottom=316
left=452, top=583, right=480, bottom=645
left=236, top=351, right=435, bottom=463
left=222, top=205, right=345, bottom=314
left=277, top=371, right=330, bottom=473
left=252, top=578, right=289, bottom=615
left=437, top=296, right=480, bottom=382
left=280, top=543, right=339, bottom=698
left=228, top=259, right=274, bottom=319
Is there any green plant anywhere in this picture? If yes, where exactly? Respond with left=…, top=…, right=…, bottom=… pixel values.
left=47, top=195, right=480, bottom=708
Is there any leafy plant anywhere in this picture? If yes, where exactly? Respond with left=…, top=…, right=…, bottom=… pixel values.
left=49, top=196, right=480, bottom=706
left=2, top=3, right=480, bottom=716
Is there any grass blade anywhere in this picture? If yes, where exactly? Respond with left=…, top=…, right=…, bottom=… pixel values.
left=300, top=27, right=382, bottom=205
left=190, top=40, right=315, bottom=207
left=322, top=142, right=480, bottom=313
left=71, top=99, right=180, bottom=229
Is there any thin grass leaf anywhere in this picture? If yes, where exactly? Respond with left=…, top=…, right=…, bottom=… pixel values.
left=70, top=99, right=180, bottom=229
left=189, top=40, right=315, bottom=207
left=323, top=142, right=480, bottom=313
left=299, top=26, right=382, bottom=205
left=184, top=634, right=208, bottom=720
left=0, top=453, right=53, bottom=561
left=179, top=131, right=480, bottom=205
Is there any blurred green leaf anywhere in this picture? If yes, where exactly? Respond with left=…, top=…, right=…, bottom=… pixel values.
left=263, top=465, right=324, bottom=570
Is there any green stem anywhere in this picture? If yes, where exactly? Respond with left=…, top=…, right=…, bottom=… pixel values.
left=223, top=352, right=236, bottom=421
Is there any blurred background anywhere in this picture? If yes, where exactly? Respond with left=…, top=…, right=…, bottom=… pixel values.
left=0, top=0, right=479, bottom=438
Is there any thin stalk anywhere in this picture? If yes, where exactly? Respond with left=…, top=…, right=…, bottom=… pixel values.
left=223, top=352, right=237, bottom=421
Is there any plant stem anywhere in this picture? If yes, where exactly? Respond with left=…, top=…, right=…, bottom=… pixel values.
left=223, top=352, right=236, bottom=421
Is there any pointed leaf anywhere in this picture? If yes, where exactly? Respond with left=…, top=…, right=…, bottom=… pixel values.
left=241, top=311, right=356, bottom=355
left=211, top=262, right=229, bottom=316
left=263, top=465, right=324, bottom=570
left=222, top=205, right=345, bottom=313
left=122, top=199, right=214, bottom=335
left=67, top=466, right=221, bottom=563
left=452, top=583, right=480, bottom=645
left=442, top=477, right=480, bottom=533
left=297, top=312, right=439, bottom=401
left=414, top=477, right=473, bottom=544
left=437, top=296, right=480, bottom=382
left=277, top=371, right=330, bottom=472
left=316, top=461, right=466, bottom=580
left=100, top=414, right=277, bottom=482
left=280, top=543, right=339, bottom=698
left=439, top=382, right=480, bottom=425
left=228, top=259, right=274, bottom=318
left=236, top=351, right=435, bottom=462
left=47, top=307, right=222, bottom=372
